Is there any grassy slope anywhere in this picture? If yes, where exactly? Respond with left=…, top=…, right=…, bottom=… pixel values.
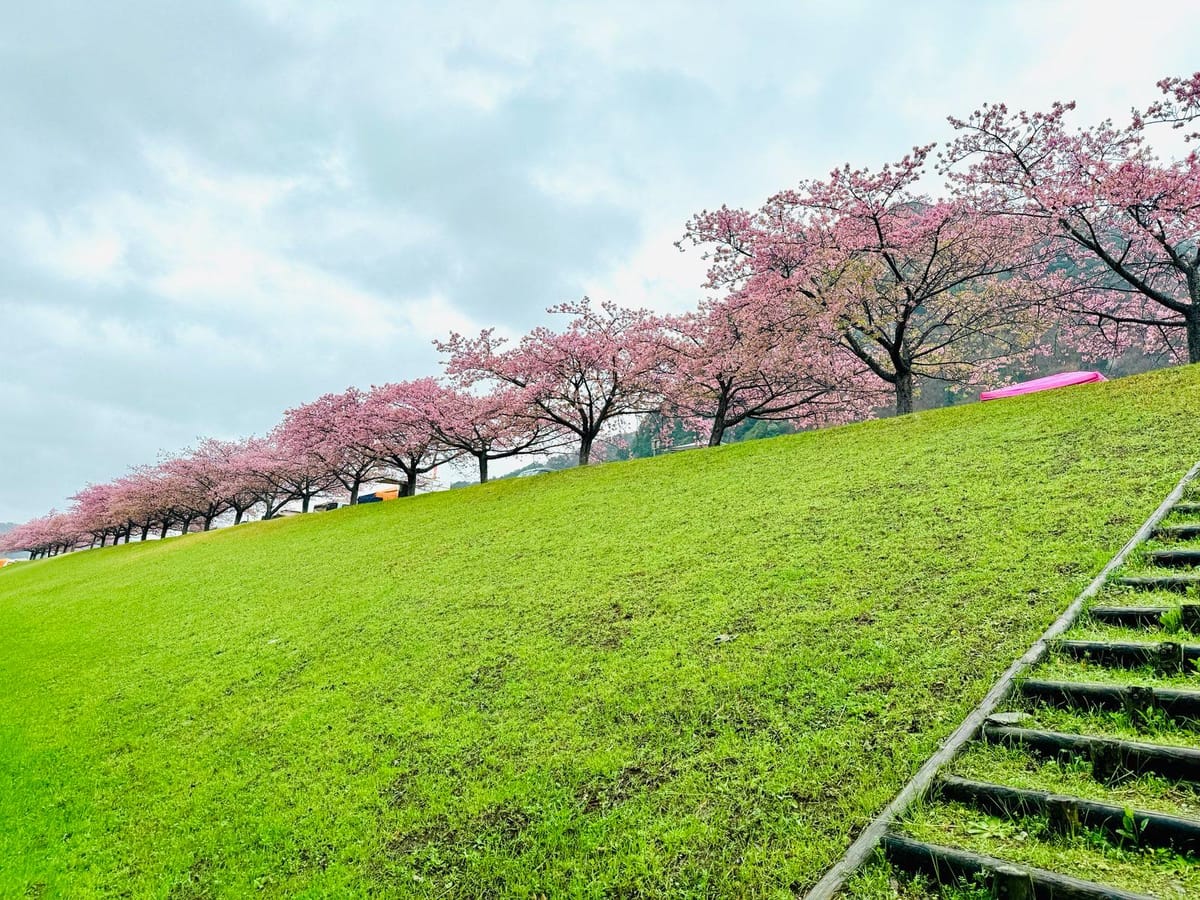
left=2, top=365, right=1200, bottom=899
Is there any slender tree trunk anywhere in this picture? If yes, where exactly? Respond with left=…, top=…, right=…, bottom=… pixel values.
left=160, top=520, right=170, bottom=539
left=99, top=534, right=107, bottom=548
left=302, top=494, right=311, bottom=513
left=140, top=523, right=150, bottom=541
left=895, top=370, right=915, bottom=416
left=578, top=434, right=593, bottom=467
left=1186, top=305, right=1200, bottom=365
left=348, top=476, right=361, bottom=506
left=708, top=393, right=730, bottom=447
left=478, top=454, right=489, bottom=484
left=203, top=516, right=213, bottom=531
left=234, top=508, right=244, bottom=525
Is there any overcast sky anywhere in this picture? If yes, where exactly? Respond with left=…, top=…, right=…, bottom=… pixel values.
left=2, top=0, right=1194, bottom=521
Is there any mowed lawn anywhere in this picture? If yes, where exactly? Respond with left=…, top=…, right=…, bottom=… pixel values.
left=3, top=366, right=1200, bottom=898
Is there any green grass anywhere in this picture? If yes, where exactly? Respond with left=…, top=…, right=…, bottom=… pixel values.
left=4, top=365, right=1200, bottom=898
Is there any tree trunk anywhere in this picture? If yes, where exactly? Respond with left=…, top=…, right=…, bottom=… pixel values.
left=478, top=455, right=489, bottom=484
left=203, top=515, right=214, bottom=531
left=1187, top=305, right=1200, bottom=364
left=708, top=415, right=727, bottom=447
left=140, top=523, right=150, bottom=541
left=302, top=495, right=311, bottom=513
left=401, top=477, right=415, bottom=498
left=708, top=393, right=730, bottom=447
left=234, top=508, right=244, bottom=525
left=895, top=370, right=915, bottom=416
left=578, top=435, right=593, bottom=466
left=160, top=520, right=170, bottom=539
left=348, top=476, right=361, bottom=506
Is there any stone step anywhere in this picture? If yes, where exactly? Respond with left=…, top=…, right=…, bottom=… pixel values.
left=937, top=775, right=1200, bottom=853
left=1018, top=678, right=1200, bottom=722
left=1054, top=638, right=1200, bottom=670
left=981, top=723, right=1200, bottom=783
left=1088, top=603, right=1200, bottom=630
left=1113, top=574, right=1200, bottom=592
left=881, top=832, right=1155, bottom=900
left=1154, top=523, right=1200, bottom=540
left=1147, top=548, right=1200, bottom=569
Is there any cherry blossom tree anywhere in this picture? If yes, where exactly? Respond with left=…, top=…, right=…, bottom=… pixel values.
left=943, top=71, right=1200, bottom=362
left=208, top=438, right=276, bottom=525
left=415, top=382, right=559, bottom=483
left=363, top=379, right=461, bottom=496
left=2, top=512, right=80, bottom=559
left=682, top=146, right=1055, bottom=413
left=439, top=298, right=662, bottom=465
left=70, top=482, right=123, bottom=547
left=157, top=452, right=227, bottom=532
left=654, top=288, right=881, bottom=445
left=108, top=470, right=171, bottom=541
left=239, top=435, right=333, bottom=517
left=277, top=389, right=382, bottom=505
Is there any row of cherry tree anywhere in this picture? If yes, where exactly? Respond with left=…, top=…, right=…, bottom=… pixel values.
left=6, top=73, right=1198, bottom=559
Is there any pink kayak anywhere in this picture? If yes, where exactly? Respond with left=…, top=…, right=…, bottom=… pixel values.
left=980, top=371, right=1107, bottom=401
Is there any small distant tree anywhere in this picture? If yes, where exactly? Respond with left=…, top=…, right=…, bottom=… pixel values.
left=439, top=298, right=662, bottom=465
left=71, top=482, right=122, bottom=547
left=416, top=383, right=559, bottom=483
left=2, top=512, right=80, bottom=559
left=110, top=469, right=171, bottom=541
left=158, top=440, right=240, bottom=531
left=364, top=379, right=461, bottom=496
left=277, top=389, right=383, bottom=505
left=244, top=434, right=336, bottom=515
